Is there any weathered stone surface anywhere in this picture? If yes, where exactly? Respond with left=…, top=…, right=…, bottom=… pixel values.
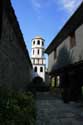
left=0, top=0, right=32, bottom=90
left=36, top=92, right=83, bottom=125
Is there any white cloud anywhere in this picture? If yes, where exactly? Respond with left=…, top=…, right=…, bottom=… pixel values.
left=31, top=0, right=82, bottom=18
left=31, top=0, right=51, bottom=19
left=31, top=0, right=82, bottom=13
left=31, top=0, right=41, bottom=10
left=57, top=0, right=83, bottom=13
left=31, top=0, right=51, bottom=10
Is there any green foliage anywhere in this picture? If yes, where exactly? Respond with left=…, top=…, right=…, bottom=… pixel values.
left=0, top=86, right=36, bottom=125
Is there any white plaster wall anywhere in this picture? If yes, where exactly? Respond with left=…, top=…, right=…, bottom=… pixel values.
left=33, top=65, right=45, bottom=81
left=31, top=37, right=46, bottom=81
left=43, top=59, right=46, bottom=65
left=31, top=48, right=44, bottom=58
left=32, top=39, right=44, bottom=48
left=39, top=59, right=42, bottom=64
left=35, top=59, right=38, bottom=64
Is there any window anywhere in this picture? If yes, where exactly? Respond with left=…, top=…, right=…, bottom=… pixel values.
left=70, top=32, right=76, bottom=48
left=42, top=41, right=44, bottom=46
left=33, top=41, right=35, bottom=45
left=34, top=67, right=37, bottom=72
left=38, top=49, right=39, bottom=55
left=33, top=49, right=34, bottom=55
left=40, top=67, right=43, bottom=72
left=39, top=59, right=42, bottom=64
left=37, top=40, right=40, bottom=45
left=35, top=59, right=39, bottom=64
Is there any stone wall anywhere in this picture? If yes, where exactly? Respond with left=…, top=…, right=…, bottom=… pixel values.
left=0, top=1, right=32, bottom=90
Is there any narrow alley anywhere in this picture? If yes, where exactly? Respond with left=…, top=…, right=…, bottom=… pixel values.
left=36, top=92, right=83, bottom=125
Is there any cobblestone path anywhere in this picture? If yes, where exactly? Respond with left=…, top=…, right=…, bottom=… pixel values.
left=36, top=92, right=83, bottom=125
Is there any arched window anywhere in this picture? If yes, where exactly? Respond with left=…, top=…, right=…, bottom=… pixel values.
left=37, top=40, right=40, bottom=45
left=33, top=41, right=35, bottom=45
left=38, top=49, right=39, bottom=54
left=40, top=67, right=43, bottom=72
left=42, top=41, right=44, bottom=46
left=34, top=67, right=37, bottom=72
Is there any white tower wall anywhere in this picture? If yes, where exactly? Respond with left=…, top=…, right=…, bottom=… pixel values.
left=31, top=36, right=46, bottom=81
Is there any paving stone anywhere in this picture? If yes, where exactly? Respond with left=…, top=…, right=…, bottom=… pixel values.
left=36, top=92, right=83, bottom=125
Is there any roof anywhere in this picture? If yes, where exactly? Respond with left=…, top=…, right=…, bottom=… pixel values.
left=49, top=60, right=83, bottom=76
left=45, top=2, right=83, bottom=54
left=35, top=35, right=43, bottom=39
left=32, top=35, right=45, bottom=41
left=3, top=0, right=32, bottom=67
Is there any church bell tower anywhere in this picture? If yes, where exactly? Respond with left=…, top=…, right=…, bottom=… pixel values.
left=31, top=36, right=46, bottom=81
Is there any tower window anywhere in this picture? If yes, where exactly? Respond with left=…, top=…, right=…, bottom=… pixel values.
left=37, top=40, right=40, bottom=45
left=33, top=50, right=34, bottom=55
left=42, top=41, right=44, bottom=46
left=38, top=49, right=39, bottom=55
left=40, top=67, right=43, bottom=72
left=34, top=67, right=37, bottom=72
left=33, top=41, right=35, bottom=45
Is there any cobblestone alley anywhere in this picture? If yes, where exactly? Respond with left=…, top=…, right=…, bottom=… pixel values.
left=36, top=92, right=83, bottom=125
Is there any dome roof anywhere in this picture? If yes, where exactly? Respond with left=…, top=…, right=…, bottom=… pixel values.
left=35, top=35, right=43, bottom=39
left=32, top=35, right=45, bottom=41
left=33, top=35, right=44, bottom=40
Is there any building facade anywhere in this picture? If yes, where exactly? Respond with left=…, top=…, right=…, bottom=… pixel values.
left=31, top=36, right=46, bottom=81
left=0, top=0, right=32, bottom=90
left=45, top=3, right=83, bottom=101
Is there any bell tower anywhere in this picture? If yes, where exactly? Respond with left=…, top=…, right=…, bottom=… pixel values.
left=31, top=36, right=46, bottom=81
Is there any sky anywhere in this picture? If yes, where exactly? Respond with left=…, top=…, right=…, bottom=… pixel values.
left=11, top=0, right=82, bottom=66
